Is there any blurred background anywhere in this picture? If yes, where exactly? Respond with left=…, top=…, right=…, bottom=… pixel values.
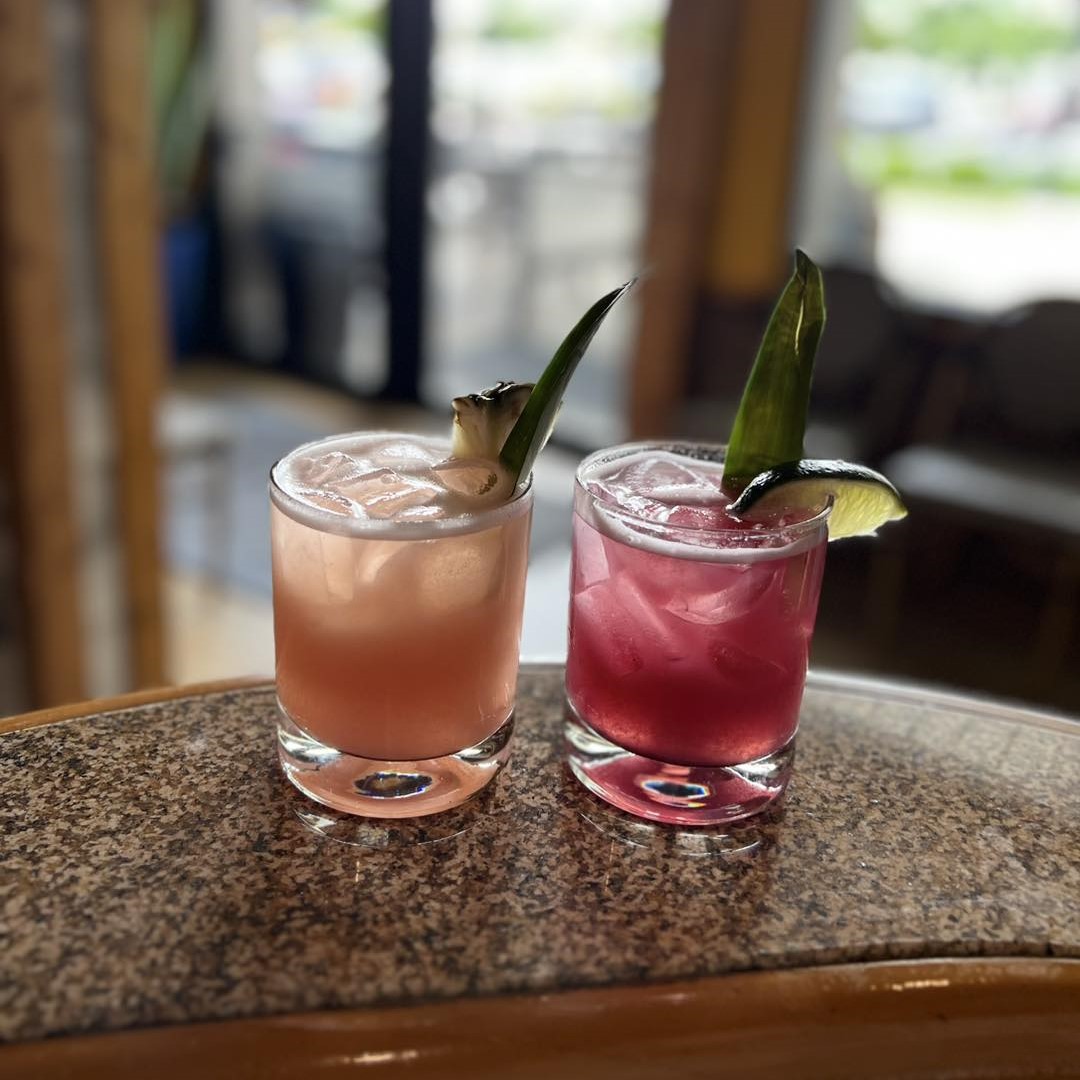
left=2, top=0, right=1079, bottom=717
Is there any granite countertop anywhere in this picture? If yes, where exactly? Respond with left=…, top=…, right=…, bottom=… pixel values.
left=2, top=666, right=1079, bottom=1043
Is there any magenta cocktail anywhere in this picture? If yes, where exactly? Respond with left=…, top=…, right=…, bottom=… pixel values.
left=565, top=442, right=829, bottom=824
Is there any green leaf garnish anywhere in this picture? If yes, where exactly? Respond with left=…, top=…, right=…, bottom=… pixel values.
left=499, top=279, right=635, bottom=485
left=723, top=250, right=826, bottom=491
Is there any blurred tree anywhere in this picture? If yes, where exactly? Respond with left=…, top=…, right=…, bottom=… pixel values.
left=482, top=1, right=559, bottom=42
left=859, top=0, right=1077, bottom=69
left=150, top=0, right=211, bottom=218
left=320, top=0, right=384, bottom=35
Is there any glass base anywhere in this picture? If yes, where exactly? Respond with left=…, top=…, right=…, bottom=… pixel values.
left=287, top=779, right=507, bottom=848
left=277, top=705, right=514, bottom=819
left=564, top=705, right=794, bottom=826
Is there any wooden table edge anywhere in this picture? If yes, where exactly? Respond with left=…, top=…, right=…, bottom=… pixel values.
left=0, top=677, right=273, bottom=735
left=3, top=664, right=1076, bottom=739
left=0, top=664, right=572, bottom=736
left=3, top=958, right=1079, bottom=1077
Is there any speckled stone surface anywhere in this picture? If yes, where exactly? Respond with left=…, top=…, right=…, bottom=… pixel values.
left=2, top=667, right=1079, bottom=1043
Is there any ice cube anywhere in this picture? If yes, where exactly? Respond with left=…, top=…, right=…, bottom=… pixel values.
left=587, top=479, right=670, bottom=523
left=319, top=531, right=358, bottom=603
left=572, top=586, right=644, bottom=677
left=648, top=482, right=725, bottom=506
left=431, top=457, right=512, bottom=504
left=272, top=510, right=327, bottom=600
left=336, top=468, right=441, bottom=520
left=355, top=539, right=406, bottom=585
left=393, top=502, right=448, bottom=522
left=573, top=573, right=685, bottom=674
left=291, top=486, right=357, bottom=516
left=620, top=454, right=692, bottom=489
left=587, top=451, right=727, bottom=526
left=572, top=520, right=610, bottom=589
left=296, top=451, right=365, bottom=488
left=622, top=453, right=720, bottom=498
left=370, top=438, right=444, bottom=471
left=616, top=574, right=683, bottom=651
left=411, top=530, right=503, bottom=616
left=662, top=505, right=731, bottom=530
left=707, top=640, right=791, bottom=689
left=664, top=564, right=779, bottom=625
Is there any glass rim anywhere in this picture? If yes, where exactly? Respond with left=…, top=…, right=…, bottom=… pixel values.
left=269, top=430, right=534, bottom=539
left=575, top=439, right=832, bottom=546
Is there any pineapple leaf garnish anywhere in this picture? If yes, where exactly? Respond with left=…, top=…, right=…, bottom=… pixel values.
left=724, top=250, right=826, bottom=491
left=499, top=279, right=635, bottom=486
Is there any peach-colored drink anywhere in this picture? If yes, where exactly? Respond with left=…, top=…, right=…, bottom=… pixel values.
left=270, top=432, right=531, bottom=817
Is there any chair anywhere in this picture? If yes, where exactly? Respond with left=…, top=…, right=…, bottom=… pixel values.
left=806, top=264, right=924, bottom=463
left=882, top=299, right=1080, bottom=685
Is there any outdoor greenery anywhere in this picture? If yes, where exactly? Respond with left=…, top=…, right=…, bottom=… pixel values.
left=151, top=0, right=211, bottom=217
left=848, top=0, right=1080, bottom=195
left=844, top=133, right=1080, bottom=196
left=859, top=0, right=1077, bottom=68
left=319, top=0, right=384, bottom=36
left=482, top=1, right=559, bottom=42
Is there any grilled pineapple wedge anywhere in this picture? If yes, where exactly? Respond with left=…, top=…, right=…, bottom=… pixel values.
left=439, top=381, right=533, bottom=503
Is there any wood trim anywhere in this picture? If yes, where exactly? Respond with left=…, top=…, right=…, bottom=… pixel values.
left=707, top=0, right=813, bottom=298
left=3, top=959, right=1079, bottom=1078
left=0, top=0, right=87, bottom=707
left=807, top=667, right=1080, bottom=735
left=5, top=666, right=1071, bottom=741
left=628, top=0, right=740, bottom=438
left=0, top=677, right=270, bottom=736
left=0, top=664, right=562, bottom=736
left=628, top=0, right=816, bottom=438
left=88, top=0, right=167, bottom=688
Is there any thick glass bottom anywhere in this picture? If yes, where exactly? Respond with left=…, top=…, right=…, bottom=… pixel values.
left=277, top=704, right=514, bottom=819
left=564, top=704, right=794, bottom=826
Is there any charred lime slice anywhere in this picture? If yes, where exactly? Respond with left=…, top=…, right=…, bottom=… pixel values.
left=728, top=459, right=907, bottom=539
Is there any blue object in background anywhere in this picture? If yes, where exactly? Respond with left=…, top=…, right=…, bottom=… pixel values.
left=163, top=215, right=209, bottom=358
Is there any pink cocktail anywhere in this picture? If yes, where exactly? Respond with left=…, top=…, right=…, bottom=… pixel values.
left=565, top=442, right=829, bottom=825
left=271, top=432, right=532, bottom=818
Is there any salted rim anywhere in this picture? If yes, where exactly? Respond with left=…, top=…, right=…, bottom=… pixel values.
left=269, top=431, right=533, bottom=539
left=575, top=440, right=831, bottom=564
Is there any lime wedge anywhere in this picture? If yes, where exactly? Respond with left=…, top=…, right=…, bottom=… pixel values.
left=728, top=459, right=908, bottom=540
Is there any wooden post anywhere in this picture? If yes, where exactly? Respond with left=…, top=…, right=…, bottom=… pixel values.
left=707, top=0, right=813, bottom=300
left=0, top=0, right=87, bottom=706
left=628, top=0, right=814, bottom=438
left=628, top=0, right=739, bottom=439
left=88, top=0, right=166, bottom=687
